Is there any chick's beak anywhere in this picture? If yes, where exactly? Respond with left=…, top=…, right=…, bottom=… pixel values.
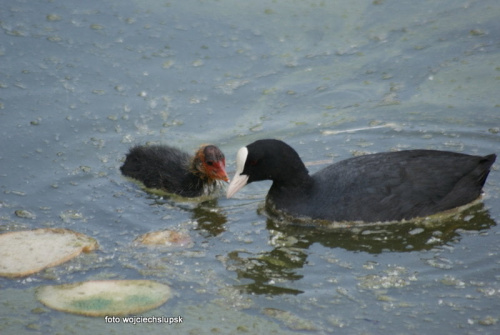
left=211, top=160, right=229, bottom=182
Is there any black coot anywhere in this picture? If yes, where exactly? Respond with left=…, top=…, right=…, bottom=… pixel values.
left=121, top=144, right=229, bottom=197
left=226, top=139, right=496, bottom=222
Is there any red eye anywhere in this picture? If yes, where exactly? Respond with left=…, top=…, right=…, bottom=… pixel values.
left=249, top=159, right=259, bottom=166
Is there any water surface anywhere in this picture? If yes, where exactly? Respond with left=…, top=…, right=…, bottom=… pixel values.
left=1, top=0, right=499, bottom=334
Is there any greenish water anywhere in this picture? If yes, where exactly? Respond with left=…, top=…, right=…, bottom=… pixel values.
left=1, top=0, right=499, bottom=334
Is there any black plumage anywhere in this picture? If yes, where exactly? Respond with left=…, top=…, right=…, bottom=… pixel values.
left=227, top=139, right=496, bottom=222
left=121, top=144, right=228, bottom=197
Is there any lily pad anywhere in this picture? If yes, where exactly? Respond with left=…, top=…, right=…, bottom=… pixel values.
left=134, top=229, right=193, bottom=248
left=36, top=280, right=172, bottom=316
left=0, top=228, right=98, bottom=278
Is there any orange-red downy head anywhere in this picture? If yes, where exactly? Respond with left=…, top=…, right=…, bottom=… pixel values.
left=193, top=145, right=229, bottom=182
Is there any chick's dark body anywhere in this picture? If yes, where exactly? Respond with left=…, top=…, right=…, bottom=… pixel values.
left=121, top=145, right=226, bottom=197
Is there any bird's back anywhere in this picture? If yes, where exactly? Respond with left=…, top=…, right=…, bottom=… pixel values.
left=272, top=150, right=496, bottom=222
left=121, top=145, right=203, bottom=196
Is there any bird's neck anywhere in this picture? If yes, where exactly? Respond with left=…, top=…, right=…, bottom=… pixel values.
left=271, top=171, right=313, bottom=191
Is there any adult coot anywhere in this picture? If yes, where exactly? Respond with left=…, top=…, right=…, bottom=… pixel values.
left=226, top=139, right=496, bottom=222
left=121, top=144, right=229, bottom=197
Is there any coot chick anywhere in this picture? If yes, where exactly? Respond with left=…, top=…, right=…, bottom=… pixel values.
left=121, top=144, right=229, bottom=197
left=226, top=139, right=496, bottom=222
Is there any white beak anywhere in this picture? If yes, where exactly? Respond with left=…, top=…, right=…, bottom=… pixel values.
left=226, top=146, right=249, bottom=198
left=226, top=173, right=249, bottom=198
